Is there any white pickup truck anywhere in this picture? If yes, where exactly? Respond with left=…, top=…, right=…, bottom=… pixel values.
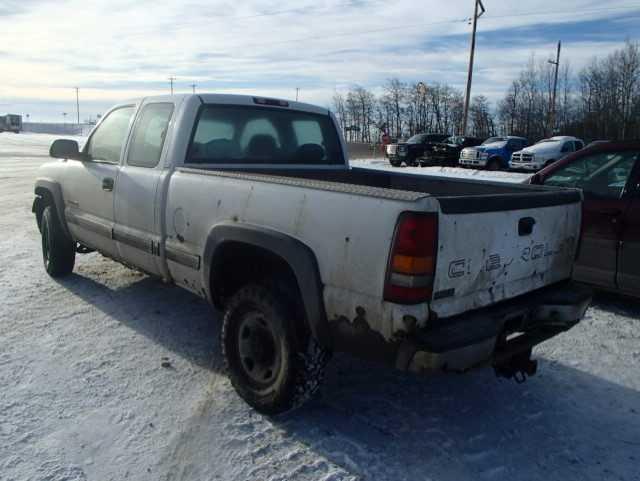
left=34, top=94, right=591, bottom=414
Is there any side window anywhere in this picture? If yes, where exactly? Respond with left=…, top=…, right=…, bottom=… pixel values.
left=561, top=141, right=573, bottom=153
left=574, top=140, right=584, bottom=151
left=545, top=151, right=638, bottom=199
left=506, top=139, right=518, bottom=150
left=127, top=103, right=174, bottom=168
left=86, top=107, right=135, bottom=163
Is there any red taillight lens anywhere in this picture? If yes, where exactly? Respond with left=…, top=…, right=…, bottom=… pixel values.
left=384, top=212, right=438, bottom=304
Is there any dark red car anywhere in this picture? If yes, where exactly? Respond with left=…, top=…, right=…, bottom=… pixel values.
left=530, top=141, right=640, bottom=298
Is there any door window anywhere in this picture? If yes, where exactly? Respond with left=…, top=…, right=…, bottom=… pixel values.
left=544, top=151, right=638, bottom=199
left=86, top=107, right=135, bottom=163
left=127, top=103, right=174, bottom=168
left=561, top=141, right=574, bottom=153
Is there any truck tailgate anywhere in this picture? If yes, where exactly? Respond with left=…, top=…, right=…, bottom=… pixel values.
left=430, top=191, right=582, bottom=318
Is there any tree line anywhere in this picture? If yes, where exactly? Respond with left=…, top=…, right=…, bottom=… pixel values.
left=332, top=41, right=639, bottom=144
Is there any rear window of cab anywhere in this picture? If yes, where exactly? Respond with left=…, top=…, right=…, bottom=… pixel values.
left=187, top=105, right=344, bottom=165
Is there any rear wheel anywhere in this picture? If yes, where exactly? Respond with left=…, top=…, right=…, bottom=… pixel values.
left=41, top=205, right=75, bottom=277
left=221, top=284, right=330, bottom=414
left=389, top=158, right=402, bottom=167
left=543, top=159, right=556, bottom=168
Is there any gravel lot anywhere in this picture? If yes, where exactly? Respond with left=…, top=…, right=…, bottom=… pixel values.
left=1, top=133, right=639, bottom=481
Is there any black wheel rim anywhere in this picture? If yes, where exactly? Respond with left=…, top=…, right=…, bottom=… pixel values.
left=42, top=220, right=51, bottom=270
left=237, top=311, right=282, bottom=388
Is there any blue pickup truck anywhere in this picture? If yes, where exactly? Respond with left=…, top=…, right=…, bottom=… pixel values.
left=458, top=136, right=528, bottom=170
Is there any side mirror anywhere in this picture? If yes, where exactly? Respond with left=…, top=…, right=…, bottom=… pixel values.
left=49, top=139, right=85, bottom=160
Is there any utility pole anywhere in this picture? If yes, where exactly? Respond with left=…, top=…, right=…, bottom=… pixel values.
left=296, top=87, right=300, bottom=102
left=461, top=0, right=485, bottom=136
left=169, top=76, right=176, bottom=95
left=190, top=83, right=197, bottom=94
left=548, top=41, right=561, bottom=135
left=75, top=87, right=80, bottom=125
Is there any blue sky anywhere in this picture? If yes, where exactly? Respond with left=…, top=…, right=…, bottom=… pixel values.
left=1, top=0, right=639, bottom=122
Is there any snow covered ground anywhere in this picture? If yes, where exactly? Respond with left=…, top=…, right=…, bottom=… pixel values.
left=350, top=158, right=532, bottom=184
left=1, top=132, right=639, bottom=481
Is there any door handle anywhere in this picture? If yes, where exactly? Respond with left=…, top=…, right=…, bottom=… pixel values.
left=102, top=177, right=114, bottom=192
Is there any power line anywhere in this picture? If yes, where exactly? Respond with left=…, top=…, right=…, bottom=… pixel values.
left=211, top=4, right=640, bottom=52
left=200, top=0, right=385, bottom=21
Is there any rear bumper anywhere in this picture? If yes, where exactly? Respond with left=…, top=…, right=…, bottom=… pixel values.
left=397, top=281, right=592, bottom=373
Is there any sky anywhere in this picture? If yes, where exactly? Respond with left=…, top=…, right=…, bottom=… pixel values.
left=1, top=0, right=639, bottom=122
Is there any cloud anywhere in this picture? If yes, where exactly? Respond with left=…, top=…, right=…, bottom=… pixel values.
left=0, top=0, right=638, bottom=120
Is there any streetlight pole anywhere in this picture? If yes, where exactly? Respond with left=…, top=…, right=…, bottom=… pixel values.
left=461, top=0, right=485, bottom=136
left=296, top=87, right=300, bottom=102
left=169, top=76, right=176, bottom=95
left=190, top=83, right=197, bottom=94
left=75, top=87, right=80, bottom=125
left=548, top=41, right=561, bottom=135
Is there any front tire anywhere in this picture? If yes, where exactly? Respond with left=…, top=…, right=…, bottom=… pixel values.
left=221, top=284, right=330, bottom=414
left=41, top=206, right=75, bottom=277
left=389, top=158, right=402, bottom=167
left=487, top=158, right=502, bottom=171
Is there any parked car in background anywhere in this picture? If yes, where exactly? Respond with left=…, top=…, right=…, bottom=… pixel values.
left=530, top=141, right=640, bottom=298
left=422, top=135, right=483, bottom=166
left=386, top=133, right=448, bottom=167
left=0, top=114, right=22, bottom=133
left=459, top=136, right=528, bottom=170
left=510, top=136, right=585, bottom=171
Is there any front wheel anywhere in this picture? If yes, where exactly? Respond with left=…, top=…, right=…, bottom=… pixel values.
left=487, top=158, right=503, bottom=171
left=389, top=158, right=402, bottom=167
left=41, top=206, right=75, bottom=277
left=221, top=284, right=330, bottom=414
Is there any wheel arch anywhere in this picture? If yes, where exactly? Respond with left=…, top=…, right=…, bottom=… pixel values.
left=33, top=179, right=70, bottom=236
left=202, top=223, right=331, bottom=348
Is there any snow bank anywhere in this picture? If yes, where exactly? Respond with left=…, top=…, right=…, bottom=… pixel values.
left=351, top=157, right=532, bottom=184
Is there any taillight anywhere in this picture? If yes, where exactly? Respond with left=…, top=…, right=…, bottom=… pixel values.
left=384, top=212, right=438, bottom=304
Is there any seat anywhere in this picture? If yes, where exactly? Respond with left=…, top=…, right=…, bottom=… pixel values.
left=246, top=134, right=278, bottom=162
left=296, top=143, right=325, bottom=164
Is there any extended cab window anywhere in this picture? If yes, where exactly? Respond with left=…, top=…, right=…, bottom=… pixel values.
left=86, top=107, right=135, bottom=163
left=127, top=103, right=174, bottom=168
left=545, top=151, right=638, bottom=199
left=561, top=141, right=574, bottom=153
left=188, top=105, right=343, bottom=165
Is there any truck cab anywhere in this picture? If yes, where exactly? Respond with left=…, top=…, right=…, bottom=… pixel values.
left=459, top=136, right=528, bottom=170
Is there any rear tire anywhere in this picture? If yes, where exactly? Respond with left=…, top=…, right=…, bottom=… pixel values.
left=389, top=158, right=402, bottom=167
left=221, top=284, right=330, bottom=415
left=41, top=205, right=75, bottom=277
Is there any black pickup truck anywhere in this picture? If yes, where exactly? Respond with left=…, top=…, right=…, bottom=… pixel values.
left=386, top=133, right=448, bottom=167
left=422, top=135, right=484, bottom=166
